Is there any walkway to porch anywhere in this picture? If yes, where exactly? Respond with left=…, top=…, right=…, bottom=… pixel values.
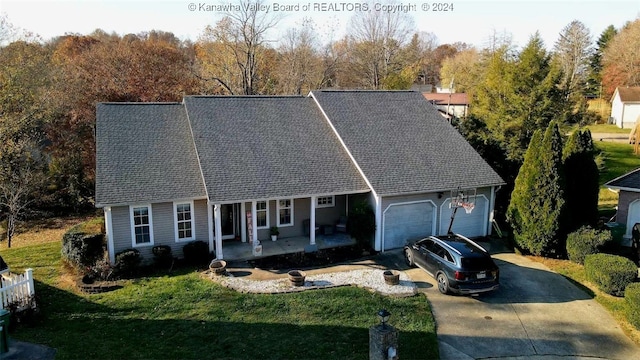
left=222, top=233, right=356, bottom=261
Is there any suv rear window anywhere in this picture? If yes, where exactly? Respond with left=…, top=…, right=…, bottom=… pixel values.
left=461, top=257, right=494, bottom=271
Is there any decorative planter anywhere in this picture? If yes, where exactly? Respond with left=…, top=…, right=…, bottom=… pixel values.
left=271, top=235, right=277, bottom=242
left=209, top=260, right=227, bottom=275
left=288, top=270, right=306, bottom=287
left=383, top=270, right=400, bottom=285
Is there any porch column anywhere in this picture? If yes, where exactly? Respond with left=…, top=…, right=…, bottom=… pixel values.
left=207, top=200, right=214, bottom=255
left=488, top=186, right=496, bottom=236
left=251, top=201, right=258, bottom=244
left=214, top=203, right=224, bottom=259
left=241, top=202, right=247, bottom=242
left=310, top=196, right=316, bottom=245
left=374, top=194, right=382, bottom=252
left=104, top=207, right=115, bottom=265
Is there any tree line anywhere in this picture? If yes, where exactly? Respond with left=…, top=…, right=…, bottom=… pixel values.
left=1, top=2, right=639, bottom=248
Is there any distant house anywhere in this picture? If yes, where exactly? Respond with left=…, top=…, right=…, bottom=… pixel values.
left=610, top=86, right=640, bottom=129
left=605, top=168, right=640, bottom=244
left=422, top=92, right=469, bottom=119
left=96, top=91, right=504, bottom=262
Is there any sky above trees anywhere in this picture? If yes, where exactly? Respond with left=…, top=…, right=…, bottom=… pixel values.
left=2, top=0, right=638, bottom=49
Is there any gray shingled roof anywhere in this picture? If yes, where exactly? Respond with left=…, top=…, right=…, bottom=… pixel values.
left=183, top=96, right=369, bottom=203
left=311, top=90, right=505, bottom=195
left=605, top=167, right=640, bottom=191
left=95, top=103, right=206, bottom=206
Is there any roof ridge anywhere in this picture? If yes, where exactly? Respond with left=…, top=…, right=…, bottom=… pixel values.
left=184, top=95, right=305, bottom=99
left=314, top=89, right=416, bottom=93
left=98, top=102, right=182, bottom=105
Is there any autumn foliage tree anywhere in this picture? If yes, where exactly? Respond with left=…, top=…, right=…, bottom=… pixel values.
left=602, top=18, right=640, bottom=97
left=46, top=31, right=200, bottom=210
left=0, top=40, right=50, bottom=245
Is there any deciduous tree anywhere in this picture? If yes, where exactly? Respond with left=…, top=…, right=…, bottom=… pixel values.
left=439, top=48, right=481, bottom=94
left=345, top=1, right=414, bottom=89
left=47, top=31, right=200, bottom=210
left=602, top=18, right=640, bottom=97
left=197, top=0, right=279, bottom=95
left=553, top=20, right=593, bottom=102
left=275, top=20, right=328, bottom=95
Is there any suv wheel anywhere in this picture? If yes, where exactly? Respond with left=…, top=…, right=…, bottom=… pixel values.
left=437, top=273, right=450, bottom=294
left=405, top=249, right=415, bottom=267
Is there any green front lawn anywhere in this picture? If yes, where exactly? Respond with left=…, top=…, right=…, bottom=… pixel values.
left=595, top=142, right=640, bottom=213
left=1, top=240, right=437, bottom=359
left=596, top=142, right=640, bottom=185
left=586, top=124, right=631, bottom=134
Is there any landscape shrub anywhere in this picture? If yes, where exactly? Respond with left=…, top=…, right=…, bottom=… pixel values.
left=348, top=200, right=376, bottom=249
left=584, top=253, right=637, bottom=296
left=182, top=241, right=210, bottom=265
left=85, top=258, right=114, bottom=281
left=566, top=226, right=612, bottom=264
left=61, top=219, right=105, bottom=270
left=114, top=249, right=142, bottom=277
left=625, top=283, right=640, bottom=329
left=152, top=245, right=173, bottom=268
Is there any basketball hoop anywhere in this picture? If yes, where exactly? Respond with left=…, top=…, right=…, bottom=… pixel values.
left=461, top=202, right=475, bottom=214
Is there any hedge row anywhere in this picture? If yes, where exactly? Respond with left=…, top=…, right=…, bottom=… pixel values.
left=584, top=253, right=637, bottom=297
left=566, top=226, right=612, bottom=265
left=61, top=218, right=106, bottom=269
left=626, top=283, right=640, bottom=329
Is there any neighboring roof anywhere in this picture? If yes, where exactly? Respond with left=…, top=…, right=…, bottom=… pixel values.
left=95, top=103, right=207, bottom=207
left=614, top=87, right=640, bottom=103
left=311, top=90, right=505, bottom=196
left=183, top=96, right=369, bottom=203
left=605, top=167, right=640, bottom=192
left=422, top=93, right=469, bottom=105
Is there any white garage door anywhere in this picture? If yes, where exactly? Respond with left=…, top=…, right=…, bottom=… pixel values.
left=440, top=196, right=488, bottom=237
left=383, top=201, right=435, bottom=250
left=627, top=200, right=640, bottom=237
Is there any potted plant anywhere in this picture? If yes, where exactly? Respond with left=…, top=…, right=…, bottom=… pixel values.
left=288, top=270, right=306, bottom=286
left=269, top=226, right=279, bottom=241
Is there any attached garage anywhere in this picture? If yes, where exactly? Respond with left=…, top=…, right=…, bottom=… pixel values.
left=382, top=201, right=436, bottom=251
left=439, top=195, right=489, bottom=238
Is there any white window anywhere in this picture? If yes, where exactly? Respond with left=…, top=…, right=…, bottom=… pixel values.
left=174, top=201, right=195, bottom=242
left=316, top=196, right=335, bottom=208
left=256, top=201, right=269, bottom=229
left=277, top=199, right=294, bottom=227
left=130, top=205, right=154, bottom=247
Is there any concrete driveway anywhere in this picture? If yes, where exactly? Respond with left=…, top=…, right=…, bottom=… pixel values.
left=405, top=250, right=640, bottom=359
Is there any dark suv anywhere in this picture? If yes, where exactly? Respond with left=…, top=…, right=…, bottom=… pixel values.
left=404, top=234, right=499, bottom=295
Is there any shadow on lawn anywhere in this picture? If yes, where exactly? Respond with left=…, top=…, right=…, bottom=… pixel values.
left=16, top=281, right=437, bottom=360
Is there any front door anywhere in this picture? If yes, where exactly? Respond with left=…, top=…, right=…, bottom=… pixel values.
left=215, top=204, right=238, bottom=240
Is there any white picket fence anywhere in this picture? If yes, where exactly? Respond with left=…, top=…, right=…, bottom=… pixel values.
left=0, top=268, right=35, bottom=311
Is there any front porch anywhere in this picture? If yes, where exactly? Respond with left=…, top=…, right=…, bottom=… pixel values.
left=222, top=233, right=356, bottom=261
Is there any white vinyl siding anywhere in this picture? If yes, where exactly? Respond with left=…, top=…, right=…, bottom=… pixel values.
left=174, top=201, right=195, bottom=242
left=256, top=201, right=269, bottom=229
left=277, top=199, right=294, bottom=227
left=130, top=205, right=154, bottom=247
